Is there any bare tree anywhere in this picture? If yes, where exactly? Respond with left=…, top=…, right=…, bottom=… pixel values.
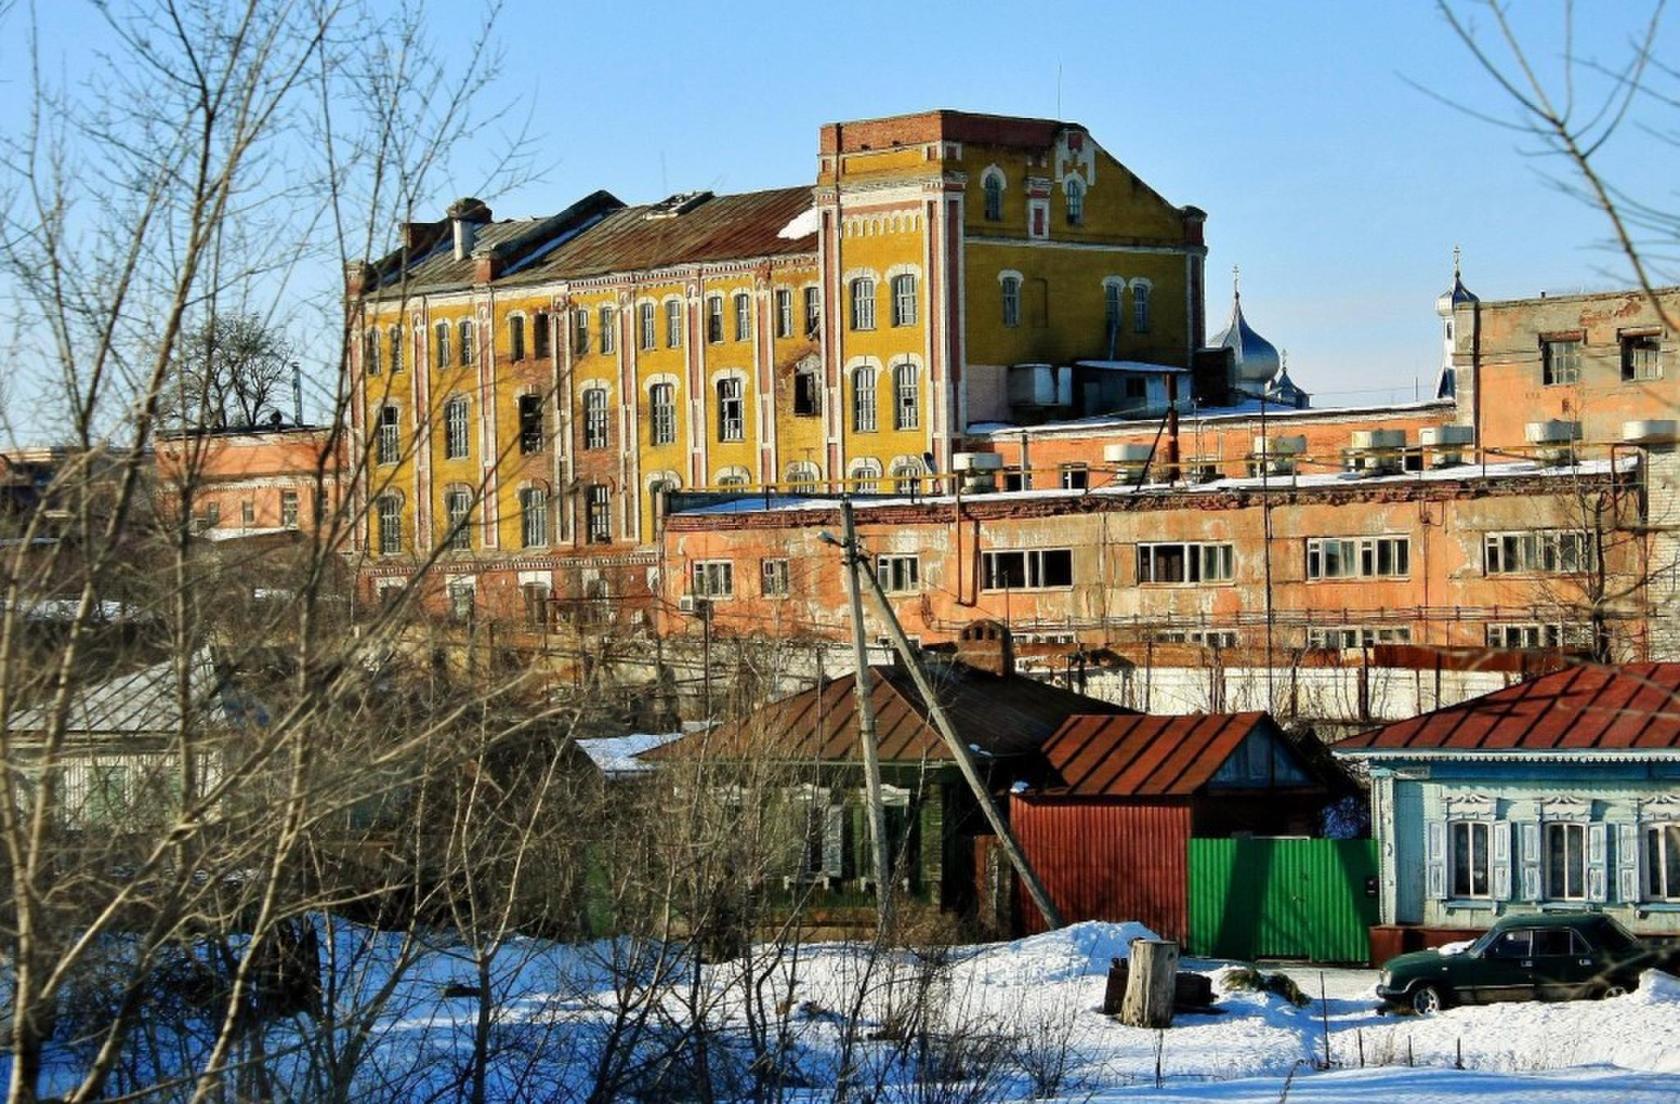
left=171, top=314, right=296, bottom=430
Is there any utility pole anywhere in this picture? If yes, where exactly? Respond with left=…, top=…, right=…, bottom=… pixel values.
left=839, top=500, right=893, bottom=930
left=856, top=552, right=1066, bottom=930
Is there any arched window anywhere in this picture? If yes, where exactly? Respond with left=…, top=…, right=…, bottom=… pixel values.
left=785, top=462, right=819, bottom=493
left=519, top=486, right=548, bottom=549
left=1065, top=177, right=1084, bottom=226
left=982, top=172, right=1003, bottom=221
left=893, top=361, right=918, bottom=430
left=376, top=405, right=401, bottom=465
left=1133, top=282, right=1151, bottom=333
left=849, top=458, right=881, bottom=493
left=1104, top=280, right=1124, bottom=333
left=433, top=321, right=450, bottom=369
left=706, top=294, right=724, bottom=343
left=850, top=277, right=876, bottom=331
left=733, top=292, right=751, bottom=341
left=716, top=377, right=744, bottom=442
left=851, top=364, right=878, bottom=432
left=891, top=273, right=918, bottom=327
left=1001, top=275, right=1022, bottom=328
left=665, top=300, right=683, bottom=348
left=649, top=382, right=677, bottom=445
left=388, top=325, right=403, bottom=373
left=363, top=331, right=381, bottom=376
left=582, top=388, right=609, bottom=450
left=443, top=396, right=469, bottom=460
left=716, top=467, right=750, bottom=488
left=443, top=487, right=471, bottom=551
left=457, top=319, right=475, bottom=366
left=891, top=459, right=923, bottom=495
left=599, top=305, right=616, bottom=353
left=639, top=302, right=656, bottom=350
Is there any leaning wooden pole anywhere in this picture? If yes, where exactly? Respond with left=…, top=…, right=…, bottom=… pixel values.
left=840, top=500, right=893, bottom=932
left=857, top=559, right=1065, bottom=930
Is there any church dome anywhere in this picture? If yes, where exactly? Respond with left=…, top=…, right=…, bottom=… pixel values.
left=1210, top=282, right=1280, bottom=388
left=1435, top=247, right=1478, bottom=314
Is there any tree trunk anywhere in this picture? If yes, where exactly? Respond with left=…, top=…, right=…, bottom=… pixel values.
left=1120, top=940, right=1178, bottom=1028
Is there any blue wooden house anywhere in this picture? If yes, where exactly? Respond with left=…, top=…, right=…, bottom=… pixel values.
left=1336, top=663, right=1680, bottom=955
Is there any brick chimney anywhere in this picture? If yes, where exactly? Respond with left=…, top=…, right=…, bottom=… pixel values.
left=343, top=261, right=373, bottom=298
left=955, top=619, right=1015, bottom=678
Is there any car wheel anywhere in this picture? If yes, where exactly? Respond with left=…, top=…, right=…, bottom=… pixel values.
left=1600, top=983, right=1631, bottom=999
left=1410, top=985, right=1445, bottom=1015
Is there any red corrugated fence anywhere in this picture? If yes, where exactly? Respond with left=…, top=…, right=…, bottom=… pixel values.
left=1010, top=797, right=1191, bottom=938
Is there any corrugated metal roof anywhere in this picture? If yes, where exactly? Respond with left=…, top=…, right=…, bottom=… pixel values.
left=1035, top=712, right=1271, bottom=797
left=7, top=648, right=239, bottom=737
left=526, top=186, right=815, bottom=281
left=648, top=662, right=1126, bottom=765
left=1337, top=663, right=1680, bottom=754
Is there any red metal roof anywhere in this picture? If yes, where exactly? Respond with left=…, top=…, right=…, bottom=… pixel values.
left=1337, top=663, right=1680, bottom=753
left=1035, top=712, right=1273, bottom=797
left=647, top=662, right=1127, bottom=766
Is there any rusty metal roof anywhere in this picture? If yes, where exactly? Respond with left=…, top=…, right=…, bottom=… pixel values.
left=648, top=662, right=1126, bottom=766
left=1337, top=663, right=1680, bottom=754
left=524, top=186, right=815, bottom=282
left=1034, top=712, right=1274, bottom=797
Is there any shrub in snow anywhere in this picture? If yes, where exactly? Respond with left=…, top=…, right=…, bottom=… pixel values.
left=1215, top=965, right=1310, bottom=1007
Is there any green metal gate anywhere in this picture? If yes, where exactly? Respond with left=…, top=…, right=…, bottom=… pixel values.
left=1187, top=838, right=1379, bottom=964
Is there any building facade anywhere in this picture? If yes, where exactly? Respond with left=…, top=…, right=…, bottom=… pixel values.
left=344, top=111, right=1205, bottom=622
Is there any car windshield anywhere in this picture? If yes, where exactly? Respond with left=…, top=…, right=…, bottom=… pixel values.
left=1468, top=928, right=1503, bottom=955
left=1595, top=917, right=1638, bottom=952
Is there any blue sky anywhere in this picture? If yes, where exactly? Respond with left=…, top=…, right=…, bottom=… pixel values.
left=5, top=1, right=1672, bottom=412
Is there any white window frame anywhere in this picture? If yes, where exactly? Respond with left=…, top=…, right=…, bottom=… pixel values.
left=376, top=495, right=401, bottom=553
left=1646, top=822, right=1680, bottom=902
left=1485, top=622, right=1595, bottom=649
left=1064, top=176, right=1084, bottom=225
left=457, top=319, right=475, bottom=367
left=1132, top=282, right=1151, bottom=333
left=444, top=396, right=470, bottom=460
left=1622, top=334, right=1662, bottom=382
left=1001, top=275, right=1021, bottom=328
left=804, top=286, right=822, bottom=337
left=852, top=365, right=878, bottom=433
left=875, top=554, right=920, bottom=594
left=1542, top=338, right=1580, bottom=386
left=850, top=277, right=876, bottom=331
left=586, top=483, right=612, bottom=543
left=717, top=377, right=745, bottom=443
left=582, top=388, right=609, bottom=450
left=1450, top=819, right=1493, bottom=899
left=280, top=490, right=299, bottom=529
left=981, top=548, right=1074, bottom=591
left=572, top=308, right=589, bottom=355
left=665, top=299, right=683, bottom=348
left=639, top=302, right=656, bottom=350
left=433, top=320, right=451, bottom=370
left=706, top=294, right=724, bottom=344
left=1485, top=529, right=1593, bottom=575
left=519, top=487, right=548, bottom=549
left=776, top=288, right=793, bottom=338
left=1306, top=625, right=1413, bottom=648
left=599, top=306, right=616, bottom=354
left=892, top=361, right=918, bottom=430
left=691, top=559, right=734, bottom=599
left=734, top=292, right=751, bottom=341
left=377, top=405, right=401, bottom=465
left=650, top=382, right=677, bottom=446
left=1305, top=535, right=1410, bottom=580
left=1136, top=541, right=1235, bottom=585
left=761, top=558, right=790, bottom=598
left=982, top=170, right=1004, bottom=221
left=444, top=488, right=471, bottom=551
left=891, top=273, right=917, bottom=327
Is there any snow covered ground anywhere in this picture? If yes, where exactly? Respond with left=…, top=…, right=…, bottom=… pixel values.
left=32, top=918, right=1680, bottom=1101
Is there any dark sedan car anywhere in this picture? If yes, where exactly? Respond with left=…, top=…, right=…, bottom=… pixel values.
left=1377, top=913, right=1677, bottom=1014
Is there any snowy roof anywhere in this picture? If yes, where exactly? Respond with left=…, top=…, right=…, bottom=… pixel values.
left=965, top=396, right=1453, bottom=439
left=1073, top=359, right=1188, bottom=374
left=6, top=648, right=253, bottom=738
left=574, top=731, right=686, bottom=778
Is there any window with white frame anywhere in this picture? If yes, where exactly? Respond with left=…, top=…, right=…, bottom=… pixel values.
left=388, top=325, right=403, bottom=373
left=1306, top=625, right=1413, bottom=648
left=444, top=489, right=471, bottom=551
left=280, top=490, right=299, bottom=529
left=444, top=396, right=470, bottom=460
left=849, top=459, right=880, bottom=493
left=982, top=548, right=1074, bottom=590
left=876, top=554, right=920, bottom=594
left=893, top=361, right=918, bottom=430
left=734, top=292, right=751, bottom=341
left=891, top=274, right=917, bottom=327
left=1151, top=628, right=1239, bottom=648
left=433, top=321, right=450, bottom=369
left=599, top=306, right=616, bottom=353
left=691, top=559, right=733, bottom=598
left=1061, top=464, right=1089, bottom=490
left=716, top=470, right=750, bottom=488
left=1064, top=177, right=1084, bottom=225
left=1485, top=622, right=1595, bottom=649
left=1132, top=283, right=1151, bottom=333
left=364, top=331, right=381, bottom=376
left=586, top=484, right=611, bottom=543
left=717, top=377, right=744, bottom=442
left=891, top=461, right=921, bottom=495
left=785, top=462, right=819, bottom=492
left=1485, top=530, right=1592, bottom=574
left=1547, top=821, right=1588, bottom=900
left=573, top=308, right=589, bottom=355
left=982, top=171, right=1003, bottom=221
left=804, top=287, right=821, bottom=337
left=377, top=405, right=401, bottom=464
left=639, top=302, right=656, bottom=350
left=706, top=295, right=724, bottom=343
left=665, top=300, right=683, bottom=348
left=1542, top=338, right=1580, bottom=386
left=376, top=495, right=401, bottom=553
left=1001, top=275, right=1021, bottom=327
left=241, top=500, right=254, bottom=528
left=583, top=389, right=608, bottom=450
left=1104, top=281, right=1123, bottom=334
left=761, top=558, right=789, bottom=598
left=1623, top=333, right=1662, bottom=382
left=852, top=365, right=877, bottom=432
left=850, top=278, right=876, bottom=331
left=775, top=288, right=793, bottom=338
left=1647, top=823, right=1680, bottom=901
left=1136, top=542, right=1235, bottom=585
left=457, top=319, right=475, bottom=366
left=447, top=579, right=474, bottom=621
left=1449, top=820, right=1492, bottom=898
left=650, top=382, right=677, bottom=446
left=1306, top=536, right=1409, bottom=579
left=520, top=487, right=547, bottom=549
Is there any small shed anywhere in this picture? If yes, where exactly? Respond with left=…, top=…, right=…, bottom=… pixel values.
left=1011, top=711, right=1342, bottom=940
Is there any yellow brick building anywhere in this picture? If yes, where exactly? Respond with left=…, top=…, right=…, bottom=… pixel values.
left=345, top=111, right=1205, bottom=620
